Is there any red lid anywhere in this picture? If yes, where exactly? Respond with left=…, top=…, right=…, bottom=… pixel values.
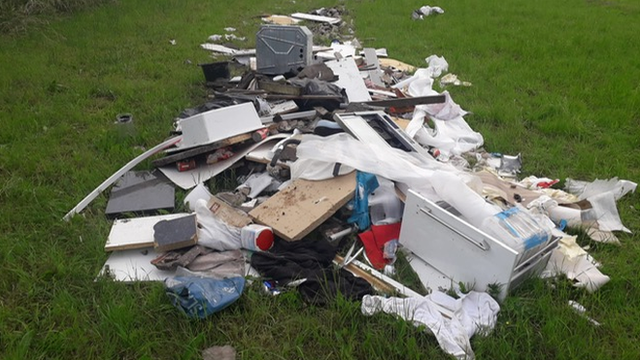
left=255, top=228, right=274, bottom=251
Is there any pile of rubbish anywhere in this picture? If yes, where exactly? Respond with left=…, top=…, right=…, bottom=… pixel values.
left=64, top=9, right=636, bottom=360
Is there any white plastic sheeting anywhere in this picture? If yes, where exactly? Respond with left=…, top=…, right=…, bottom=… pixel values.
left=361, top=291, right=499, bottom=360
left=195, top=199, right=242, bottom=251
left=565, top=177, right=637, bottom=201
left=393, top=56, right=483, bottom=158
left=295, top=133, right=500, bottom=228
left=424, top=55, right=449, bottom=78
left=565, top=177, right=637, bottom=234
left=290, top=158, right=355, bottom=180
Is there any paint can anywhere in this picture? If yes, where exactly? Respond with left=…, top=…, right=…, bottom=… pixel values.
left=241, top=224, right=274, bottom=251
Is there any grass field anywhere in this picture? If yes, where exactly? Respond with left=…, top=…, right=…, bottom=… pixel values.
left=1, top=0, right=639, bottom=359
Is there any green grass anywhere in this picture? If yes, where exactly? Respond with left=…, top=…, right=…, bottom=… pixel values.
left=1, top=0, right=639, bottom=359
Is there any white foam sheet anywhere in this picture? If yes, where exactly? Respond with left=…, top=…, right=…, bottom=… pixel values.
left=159, top=134, right=287, bottom=190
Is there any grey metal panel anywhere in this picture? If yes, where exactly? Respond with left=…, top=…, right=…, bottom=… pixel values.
left=256, top=25, right=313, bottom=75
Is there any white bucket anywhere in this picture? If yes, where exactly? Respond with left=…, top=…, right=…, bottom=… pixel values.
left=241, top=224, right=274, bottom=251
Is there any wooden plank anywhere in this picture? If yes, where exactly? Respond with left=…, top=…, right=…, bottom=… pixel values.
left=207, top=196, right=252, bottom=228
left=249, top=172, right=356, bottom=241
left=290, top=12, right=341, bottom=25
left=361, top=94, right=446, bottom=107
left=334, top=255, right=395, bottom=294
left=104, top=213, right=192, bottom=251
left=379, top=58, right=416, bottom=73
left=152, top=133, right=252, bottom=167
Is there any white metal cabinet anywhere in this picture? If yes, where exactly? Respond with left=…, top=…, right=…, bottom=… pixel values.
left=400, top=189, right=558, bottom=300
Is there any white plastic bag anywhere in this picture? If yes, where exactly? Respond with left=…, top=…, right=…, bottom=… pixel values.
left=195, top=199, right=242, bottom=251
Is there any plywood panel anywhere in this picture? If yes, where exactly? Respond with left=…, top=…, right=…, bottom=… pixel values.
left=249, top=172, right=356, bottom=241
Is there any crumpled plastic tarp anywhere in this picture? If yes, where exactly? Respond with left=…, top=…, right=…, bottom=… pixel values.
left=361, top=291, right=499, bottom=360
left=424, top=54, right=449, bottom=78
left=165, top=269, right=245, bottom=319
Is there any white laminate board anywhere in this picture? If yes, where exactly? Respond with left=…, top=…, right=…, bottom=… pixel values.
left=290, top=13, right=341, bottom=25
left=177, top=103, right=263, bottom=151
left=98, top=248, right=175, bottom=282
left=105, top=213, right=192, bottom=251
left=325, top=58, right=372, bottom=102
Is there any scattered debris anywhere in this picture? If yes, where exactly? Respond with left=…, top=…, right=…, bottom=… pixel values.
left=568, top=300, right=602, bottom=326
left=412, top=5, right=445, bottom=20
left=63, top=13, right=638, bottom=359
left=440, top=73, right=472, bottom=87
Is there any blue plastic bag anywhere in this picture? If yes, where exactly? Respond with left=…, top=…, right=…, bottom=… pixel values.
left=165, top=276, right=245, bottom=319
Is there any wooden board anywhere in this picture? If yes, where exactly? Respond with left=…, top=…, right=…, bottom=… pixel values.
left=390, top=116, right=411, bottom=130
left=207, top=196, right=252, bottom=228
left=379, top=58, right=416, bottom=73
left=104, top=213, right=191, bottom=252
left=249, top=172, right=356, bottom=241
